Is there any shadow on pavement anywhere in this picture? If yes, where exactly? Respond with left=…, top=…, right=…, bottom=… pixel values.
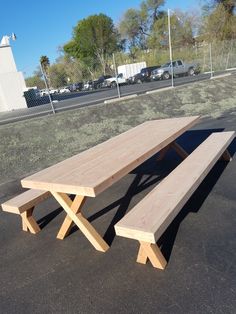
left=36, top=128, right=236, bottom=253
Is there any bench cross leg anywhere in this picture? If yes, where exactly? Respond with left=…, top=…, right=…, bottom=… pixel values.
left=157, top=141, right=188, bottom=161
left=51, top=192, right=109, bottom=252
left=20, top=207, right=41, bottom=234
left=137, top=241, right=167, bottom=270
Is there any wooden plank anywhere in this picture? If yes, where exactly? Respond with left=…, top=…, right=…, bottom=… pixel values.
left=21, top=116, right=200, bottom=196
left=115, top=131, right=235, bottom=243
left=51, top=192, right=109, bottom=252
left=1, top=190, right=50, bottom=214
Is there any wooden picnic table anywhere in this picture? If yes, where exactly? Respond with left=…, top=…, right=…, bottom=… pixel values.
left=21, top=116, right=200, bottom=252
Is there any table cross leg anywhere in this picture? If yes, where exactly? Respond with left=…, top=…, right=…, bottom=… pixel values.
left=156, top=145, right=170, bottom=161
left=157, top=141, right=188, bottom=161
left=57, top=195, right=86, bottom=240
left=20, top=207, right=41, bottom=234
left=221, top=149, right=232, bottom=162
left=170, top=141, right=189, bottom=159
left=52, top=192, right=109, bottom=252
left=137, top=241, right=167, bottom=269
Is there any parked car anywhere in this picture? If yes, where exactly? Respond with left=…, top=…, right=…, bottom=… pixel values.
left=39, top=89, right=48, bottom=97
left=92, top=75, right=112, bottom=89
left=83, top=81, right=93, bottom=90
left=49, top=88, right=59, bottom=94
left=59, top=87, right=71, bottom=93
left=129, top=65, right=160, bottom=84
left=104, top=73, right=128, bottom=88
left=68, top=82, right=83, bottom=92
left=151, top=59, right=200, bottom=81
left=129, top=66, right=161, bottom=84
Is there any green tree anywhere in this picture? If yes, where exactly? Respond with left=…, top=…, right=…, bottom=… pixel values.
left=25, top=75, right=44, bottom=89
left=201, top=1, right=236, bottom=40
left=119, top=0, right=165, bottom=52
left=141, top=0, right=165, bottom=25
left=64, top=14, right=120, bottom=74
left=147, top=11, right=194, bottom=49
left=119, top=8, right=147, bottom=49
left=49, top=63, right=68, bottom=88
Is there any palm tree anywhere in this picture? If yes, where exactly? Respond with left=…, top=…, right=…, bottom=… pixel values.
left=40, top=55, right=50, bottom=86
left=40, top=55, right=50, bottom=75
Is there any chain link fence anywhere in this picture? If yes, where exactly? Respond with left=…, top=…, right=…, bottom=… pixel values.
left=0, top=39, right=236, bottom=124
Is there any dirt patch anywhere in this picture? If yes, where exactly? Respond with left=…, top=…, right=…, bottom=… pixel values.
left=0, top=75, right=236, bottom=185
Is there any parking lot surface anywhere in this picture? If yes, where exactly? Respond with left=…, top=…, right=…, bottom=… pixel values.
left=0, top=115, right=236, bottom=313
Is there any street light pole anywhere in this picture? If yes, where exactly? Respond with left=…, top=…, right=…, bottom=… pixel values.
left=168, top=9, right=174, bottom=88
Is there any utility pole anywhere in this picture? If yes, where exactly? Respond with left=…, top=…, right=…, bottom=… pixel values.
left=40, top=63, right=55, bottom=114
left=168, top=9, right=174, bottom=88
left=209, top=43, right=213, bottom=78
left=112, top=53, right=121, bottom=98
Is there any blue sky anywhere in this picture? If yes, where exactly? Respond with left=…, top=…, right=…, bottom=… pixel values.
left=1, top=0, right=201, bottom=77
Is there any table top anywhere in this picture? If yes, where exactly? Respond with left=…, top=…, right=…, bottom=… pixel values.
left=21, top=116, right=200, bottom=197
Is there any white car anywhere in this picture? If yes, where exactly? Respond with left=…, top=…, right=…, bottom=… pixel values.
left=49, top=88, right=59, bottom=94
left=39, top=88, right=58, bottom=96
left=59, top=87, right=71, bottom=93
left=39, top=89, right=49, bottom=97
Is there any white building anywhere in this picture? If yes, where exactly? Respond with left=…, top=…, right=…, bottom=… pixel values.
left=0, top=35, right=27, bottom=112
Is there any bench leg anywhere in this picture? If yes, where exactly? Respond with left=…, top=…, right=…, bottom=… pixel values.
left=137, top=241, right=167, bottom=270
left=52, top=192, right=109, bottom=252
left=21, top=207, right=41, bottom=234
left=221, top=149, right=232, bottom=162
left=137, top=244, right=148, bottom=264
left=56, top=195, right=86, bottom=240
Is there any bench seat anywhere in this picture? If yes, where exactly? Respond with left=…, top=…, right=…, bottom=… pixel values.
left=1, top=190, right=50, bottom=234
left=115, top=131, right=235, bottom=269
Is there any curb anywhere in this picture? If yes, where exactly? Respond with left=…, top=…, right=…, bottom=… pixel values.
left=226, top=67, right=236, bottom=71
left=104, top=94, right=138, bottom=104
left=146, top=86, right=174, bottom=95
left=210, top=73, right=231, bottom=80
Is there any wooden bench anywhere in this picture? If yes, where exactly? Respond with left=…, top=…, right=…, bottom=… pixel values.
left=115, top=131, right=235, bottom=269
left=1, top=190, right=50, bottom=234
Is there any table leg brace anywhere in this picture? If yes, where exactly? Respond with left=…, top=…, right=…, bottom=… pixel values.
left=52, top=192, right=109, bottom=252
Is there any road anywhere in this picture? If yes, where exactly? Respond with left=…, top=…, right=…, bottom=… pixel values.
left=54, top=72, right=212, bottom=109
left=0, top=71, right=232, bottom=125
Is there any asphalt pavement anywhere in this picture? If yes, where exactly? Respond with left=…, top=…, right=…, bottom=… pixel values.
left=0, top=115, right=236, bottom=313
